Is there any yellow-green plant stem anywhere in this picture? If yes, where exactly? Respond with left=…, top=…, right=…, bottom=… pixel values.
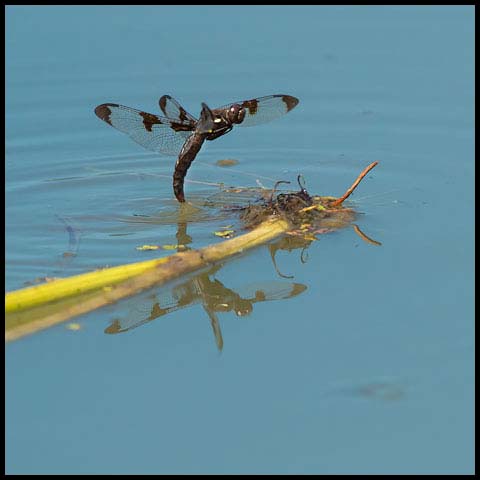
left=5, top=217, right=289, bottom=342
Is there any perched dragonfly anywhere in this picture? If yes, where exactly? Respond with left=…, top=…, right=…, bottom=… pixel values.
left=94, top=94, right=299, bottom=202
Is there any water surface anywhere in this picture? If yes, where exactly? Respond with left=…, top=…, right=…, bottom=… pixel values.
left=5, top=5, right=474, bottom=474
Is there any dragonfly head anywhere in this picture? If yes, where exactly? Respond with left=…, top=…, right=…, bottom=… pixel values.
left=226, top=103, right=246, bottom=124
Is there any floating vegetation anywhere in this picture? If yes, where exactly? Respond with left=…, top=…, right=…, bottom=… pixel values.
left=136, top=244, right=186, bottom=251
left=238, top=162, right=378, bottom=238
left=136, top=245, right=161, bottom=251
left=213, top=229, right=235, bottom=239
left=65, top=322, right=82, bottom=331
left=216, top=158, right=239, bottom=167
left=5, top=162, right=379, bottom=342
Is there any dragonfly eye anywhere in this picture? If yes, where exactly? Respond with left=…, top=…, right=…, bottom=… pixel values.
left=228, top=104, right=245, bottom=124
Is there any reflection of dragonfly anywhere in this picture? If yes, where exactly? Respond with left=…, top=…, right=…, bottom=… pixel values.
left=105, top=262, right=306, bottom=351
left=94, top=94, right=299, bottom=202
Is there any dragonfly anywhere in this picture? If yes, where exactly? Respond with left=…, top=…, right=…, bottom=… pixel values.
left=94, top=94, right=299, bottom=202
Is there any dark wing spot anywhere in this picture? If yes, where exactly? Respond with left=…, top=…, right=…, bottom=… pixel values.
left=94, top=103, right=115, bottom=125
left=282, top=95, right=299, bottom=112
left=159, top=95, right=169, bottom=116
left=159, top=95, right=190, bottom=122
left=178, top=106, right=189, bottom=123
left=242, top=99, right=259, bottom=116
left=140, top=111, right=162, bottom=132
left=170, top=122, right=195, bottom=132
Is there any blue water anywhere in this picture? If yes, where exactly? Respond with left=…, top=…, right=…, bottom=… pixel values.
left=5, top=6, right=474, bottom=474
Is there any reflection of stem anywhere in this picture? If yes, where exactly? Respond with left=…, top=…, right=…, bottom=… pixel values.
left=268, top=245, right=294, bottom=279
left=352, top=224, right=382, bottom=246
left=330, top=161, right=379, bottom=207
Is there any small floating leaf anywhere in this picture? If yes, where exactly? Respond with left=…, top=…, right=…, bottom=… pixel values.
left=214, top=230, right=235, bottom=238
left=136, top=245, right=160, bottom=251
left=216, top=159, right=239, bottom=167
left=65, top=322, right=82, bottom=331
left=162, top=244, right=181, bottom=250
left=136, top=244, right=185, bottom=251
left=299, top=204, right=326, bottom=213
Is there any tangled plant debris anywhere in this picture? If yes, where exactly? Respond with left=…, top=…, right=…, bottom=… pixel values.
left=238, top=162, right=379, bottom=237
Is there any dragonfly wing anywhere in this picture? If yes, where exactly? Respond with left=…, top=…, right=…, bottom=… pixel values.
left=159, top=95, right=198, bottom=123
left=220, top=94, right=299, bottom=127
left=95, top=103, right=194, bottom=156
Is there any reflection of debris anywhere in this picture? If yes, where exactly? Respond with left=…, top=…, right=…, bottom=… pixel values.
left=323, top=53, right=337, bottom=63
left=23, top=276, right=57, bottom=286
left=216, top=159, right=239, bottom=167
left=354, top=382, right=405, bottom=401
left=324, top=379, right=407, bottom=402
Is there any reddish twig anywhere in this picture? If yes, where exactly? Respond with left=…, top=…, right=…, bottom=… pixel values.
left=330, top=161, right=379, bottom=207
